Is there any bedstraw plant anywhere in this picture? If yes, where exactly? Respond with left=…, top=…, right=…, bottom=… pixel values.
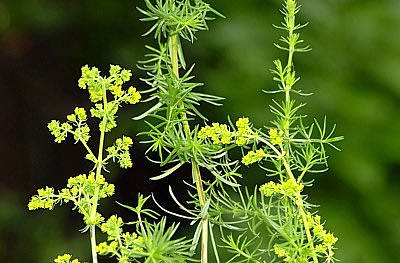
left=28, top=0, right=343, bottom=263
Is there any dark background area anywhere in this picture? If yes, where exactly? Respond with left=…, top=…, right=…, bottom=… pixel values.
left=1, top=0, right=400, bottom=262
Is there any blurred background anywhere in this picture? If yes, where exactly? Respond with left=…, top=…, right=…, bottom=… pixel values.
left=1, top=0, right=400, bottom=262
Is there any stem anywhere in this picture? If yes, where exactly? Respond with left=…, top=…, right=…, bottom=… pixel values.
left=192, top=161, right=208, bottom=263
left=89, top=226, right=98, bottom=263
left=169, top=33, right=208, bottom=263
left=89, top=87, right=108, bottom=263
left=280, top=3, right=319, bottom=261
left=80, top=139, right=96, bottom=159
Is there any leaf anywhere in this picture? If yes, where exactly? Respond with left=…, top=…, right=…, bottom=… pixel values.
left=132, top=102, right=163, bottom=120
left=150, top=162, right=183, bottom=181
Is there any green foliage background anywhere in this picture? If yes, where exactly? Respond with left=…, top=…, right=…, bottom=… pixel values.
left=0, top=0, right=399, bottom=262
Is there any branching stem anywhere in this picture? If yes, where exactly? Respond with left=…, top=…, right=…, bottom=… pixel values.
left=169, top=32, right=208, bottom=263
left=280, top=1, right=319, bottom=261
left=89, top=85, right=109, bottom=263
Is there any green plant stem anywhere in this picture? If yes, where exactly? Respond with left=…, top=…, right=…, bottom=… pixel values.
left=89, top=135, right=103, bottom=263
left=279, top=125, right=318, bottom=263
left=276, top=2, right=320, bottom=261
left=88, top=87, right=109, bottom=263
left=80, top=140, right=96, bottom=159
left=89, top=224, right=98, bottom=263
left=169, top=33, right=208, bottom=263
left=192, top=161, right=208, bottom=263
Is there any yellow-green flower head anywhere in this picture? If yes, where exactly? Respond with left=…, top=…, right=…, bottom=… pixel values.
left=315, top=244, right=326, bottom=253
left=219, top=124, right=232, bottom=144
left=324, top=232, right=338, bottom=246
left=259, top=178, right=303, bottom=198
left=269, top=128, right=284, bottom=145
left=122, top=232, right=144, bottom=252
left=73, top=124, right=90, bottom=142
left=312, top=224, right=326, bottom=238
left=106, top=136, right=134, bottom=168
left=236, top=117, right=250, bottom=131
left=96, top=242, right=110, bottom=255
left=67, top=114, right=76, bottom=122
left=126, top=87, right=141, bottom=104
left=197, top=126, right=210, bottom=140
left=235, top=117, right=253, bottom=146
left=281, top=178, right=303, bottom=197
left=242, top=149, right=265, bottom=165
left=121, top=136, right=133, bottom=149
left=96, top=241, right=119, bottom=256
left=109, top=85, right=124, bottom=98
left=48, top=120, right=71, bottom=143
left=74, top=107, right=87, bottom=121
left=197, top=122, right=232, bottom=144
left=100, top=215, right=124, bottom=240
left=53, top=254, right=83, bottom=263
left=274, top=244, right=288, bottom=258
left=28, top=186, right=56, bottom=210
left=259, top=181, right=278, bottom=197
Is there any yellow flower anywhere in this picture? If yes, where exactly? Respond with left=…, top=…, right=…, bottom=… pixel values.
left=96, top=242, right=110, bottom=255
left=269, top=128, right=284, bottom=145
left=109, top=85, right=124, bottom=98
left=67, top=114, right=76, bottom=122
left=281, top=178, right=303, bottom=197
left=242, top=149, right=265, bottom=165
left=197, top=123, right=232, bottom=144
left=74, top=107, right=87, bottom=121
left=127, top=87, right=141, bottom=104
left=259, top=181, right=277, bottom=196
left=236, top=117, right=250, bottom=130
left=274, top=244, right=287, bottom=258
left=312, top=224, right=326, bottom=238
left=324, top=232, right=338, bottom=246
left=54, top=254, right=82, bottom=263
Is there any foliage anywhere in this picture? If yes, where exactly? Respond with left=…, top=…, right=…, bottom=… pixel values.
left=28, top=0, right=343, bottom=263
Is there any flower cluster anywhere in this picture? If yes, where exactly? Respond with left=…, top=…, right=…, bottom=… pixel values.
left=77, top=65, right=141, bottom=132
left=78, top=65, right=133, bottom=103
left=311, top=215, right=338, bottom=261
left=28, top=173, right=114, bottom=226
left=90, top=85, right=141, bottom=133
left=96, top=215, right=144, bottom=260
left=28, top=186, right=55, bottom=210
left=53, top=254, right=86, bottom=263
left=272, top=244, right=311, bottom=263
left=198, top=123, right=232, bottom=144
left=259, top=178, right=304, bottom=198
left=241, top=149, right=265, bottom=165
left=125, top=86, right=142, bottom=104
left=47, top=65, right=139, bottom=170
left=106, top=136, right=134, bottom=168
left=235, top=117, right=252, bottom=146
left=197, top=117, right=254, bottom=146
left=100, top=215, right=124, bottom=240
left=269, top=128, right=284, bottom=145
left=65, top=173, right=115, bottom=200
left=48, top=107, right=90, bottom=144
left=90, top=102, right=119, bottom=132
left=272, top=213, right=338, bottom=263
